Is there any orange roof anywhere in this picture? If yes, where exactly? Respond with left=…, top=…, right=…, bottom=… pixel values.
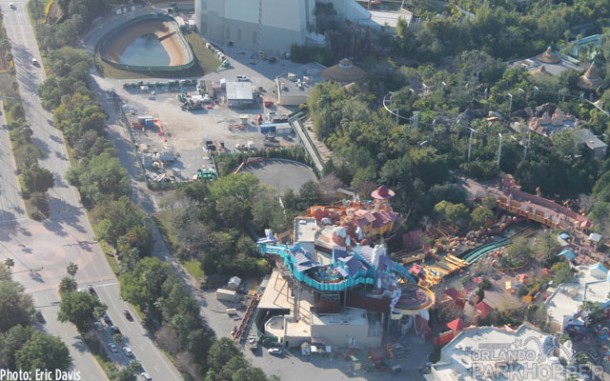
left=475, top=301, right=494, bottom=318
left=447, top=317, right=466, bottom=332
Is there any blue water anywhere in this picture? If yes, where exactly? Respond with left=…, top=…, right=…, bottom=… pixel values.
left=119, top=33, right=170, bottom=67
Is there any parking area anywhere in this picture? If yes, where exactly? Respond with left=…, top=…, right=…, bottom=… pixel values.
left=241, top=159, right=318, bottom=194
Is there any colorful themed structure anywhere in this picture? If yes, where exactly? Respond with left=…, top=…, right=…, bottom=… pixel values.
left=256, top=186, right=435, bottom=348
left=494, top=177, right=591, bottom=231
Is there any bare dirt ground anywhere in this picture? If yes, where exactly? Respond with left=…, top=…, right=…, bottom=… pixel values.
left=94, top=74, right=299, bottom=181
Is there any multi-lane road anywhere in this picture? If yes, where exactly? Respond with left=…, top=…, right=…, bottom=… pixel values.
left=0, top=2, right=182, bottom=380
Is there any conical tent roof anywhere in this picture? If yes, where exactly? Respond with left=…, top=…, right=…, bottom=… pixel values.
left=536, top=46, right=561, bottom=64
left=447, top=317, right=466, bottom=332
left=322, top=58, right=367, bottom=84
left=577, top=63, right=604, bottom=90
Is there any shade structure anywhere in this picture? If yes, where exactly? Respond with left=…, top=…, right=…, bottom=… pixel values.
left=536, top=46, right=561, bottom=64
left=577, top=63, right=604, bottom=90
left=371, top=185, right=395, bottom=200
left=321, top=58, right=367, bottom=84
left=447, top=317, right=466, bottom=332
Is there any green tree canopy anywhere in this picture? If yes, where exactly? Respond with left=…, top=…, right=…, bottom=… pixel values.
left=57, top=291, right=106, bottom=332
left=15, top=332, right=71, bottom=375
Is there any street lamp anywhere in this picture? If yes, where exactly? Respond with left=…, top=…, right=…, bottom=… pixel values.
left=497, top=133, right=503, bottom=168
left=467, top=127, right=476, bottom=162
left=507, top=92, right=513, bottom=124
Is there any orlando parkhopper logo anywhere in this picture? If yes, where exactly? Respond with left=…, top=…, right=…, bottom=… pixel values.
left=468, top=334, right=605, bottom=380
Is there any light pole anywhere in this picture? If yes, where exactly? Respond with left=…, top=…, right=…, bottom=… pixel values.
left=467, top=127, right=476, bottom=162
left=497, top=133, right=503, bottom=168
left=507, top=92, right=513, bottom=124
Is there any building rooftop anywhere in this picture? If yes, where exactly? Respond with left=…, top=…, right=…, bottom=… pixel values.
left=275, top=63, right=325, bottom=102
left=311, top=307, right=368, bottom=327
left=431, top=324, right=572, bottom=381
left=576, top=128, right=607, bottom=151
left=294, top=217, right=318, bottom=243
left=225, top=81, right=253, bottom=101
left=545, top=264, right=609, bottom=330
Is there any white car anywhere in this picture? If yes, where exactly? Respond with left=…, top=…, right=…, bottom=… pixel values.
left=122, top=346, right=133, bottom=357
left=141, top=372, right=152, bottom=381
left=31, top=58, right=39, bottom=66
left=267, top=347, right=283, bottom=357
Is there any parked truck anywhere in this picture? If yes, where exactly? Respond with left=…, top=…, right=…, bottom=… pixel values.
left=216, top=288, right=237, bottom=302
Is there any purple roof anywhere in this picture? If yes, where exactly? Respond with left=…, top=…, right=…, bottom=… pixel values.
left=344, top=256, right=366, bottom=277
left=332, top=247, right=349, bottom=262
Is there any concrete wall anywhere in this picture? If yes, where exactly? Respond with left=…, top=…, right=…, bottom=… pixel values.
left=196, top=0, right=318, bottom=54
left=311, top=323, right=381, bottom=349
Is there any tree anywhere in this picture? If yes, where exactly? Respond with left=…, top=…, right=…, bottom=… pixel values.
left=470, top=206, right=493, bottom=229
left=66, top=262, right=78, bottom=277
left=433, top=201, right=472, bottom=232
left=0, top=325, right=33, bottom=369
left=66, top=153, right=130, bottom=204
left=500, top=237, right=531, bottom=269
left=3, top=258, right=14, bottom=271
left=20, top=166, right=54, bottom=194
left=15, top=332, right=71, bottom=375
left=207, top=338, right=241, bottom=372
left=551, top=262, right=575, bottom=284
left=58, top=276, right=77, bottom=295
left=0, top=279, right=34, bottom=332
left=57, top=291, right=105, bottom=332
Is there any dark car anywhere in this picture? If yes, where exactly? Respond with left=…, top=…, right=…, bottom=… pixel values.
left=35, top=311, right=45, bottom=324
left=124, top=310, right=133, bottom=321
left=110, top=325, right=121, bottom=335
left=102, top=313, right=112, bottom=326
left=87, top=285, right=98, bottom=297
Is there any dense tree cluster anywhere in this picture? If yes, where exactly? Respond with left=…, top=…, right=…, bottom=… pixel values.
left=307, top=24, right=610, bottom=226
left=0, top=264, right=72, bottom=376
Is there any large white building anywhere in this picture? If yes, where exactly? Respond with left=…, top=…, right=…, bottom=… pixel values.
left=427, top=324, right=574, bottom=381
left=194, top=0, right=323, bottom=54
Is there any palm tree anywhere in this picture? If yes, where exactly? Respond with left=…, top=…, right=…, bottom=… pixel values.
left=58, top=276, right=77, bottom=295
left=66, top=262, right=78, bottom=277
left=3, top=258, right=15, bottom=271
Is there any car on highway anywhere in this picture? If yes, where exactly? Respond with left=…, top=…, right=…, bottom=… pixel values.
left=87, top=285, right=97, bottom=297
left=124, top=310, right=133, bottom=321
left=31, top=58, right=39, bottom=66
left=267, top=347, right=283, bottom=357
left=9, top=3, right=16, bottom=9
left=93, top=321, right=103, bottom=331
left=122, top=346, right=134, bottom=357
left=102, top=313, right=112, bottom=325
left=141, top=372, right=152, bottom=381
left=107, top=343, right=118, bottom=353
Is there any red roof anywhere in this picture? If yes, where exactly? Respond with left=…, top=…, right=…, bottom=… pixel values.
left=447, top=318, right=466, bottom=332
left=444, top=287, right=462, bottom=301
left=475, top=301, right=494, bottom=318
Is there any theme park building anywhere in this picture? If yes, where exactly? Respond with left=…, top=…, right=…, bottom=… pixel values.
left=256, top=186, right=434, bottom=349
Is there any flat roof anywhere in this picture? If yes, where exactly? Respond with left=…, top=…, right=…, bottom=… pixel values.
left=226, top=81, right=253, bottom=101
left=433, top=324, right=571, bottom=381
left=258, top=269, right=294, bottom=310
left=258, top=269, right=315, bottom=311
left=295, top=217, right=318, bottom=242
left=311, top=307, right=368, bottom=326
left=545, top=265, right=609, bottom=328
left=577, top=129, right=608, bottom=150
left=369, top=10, right=408, bottom=29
